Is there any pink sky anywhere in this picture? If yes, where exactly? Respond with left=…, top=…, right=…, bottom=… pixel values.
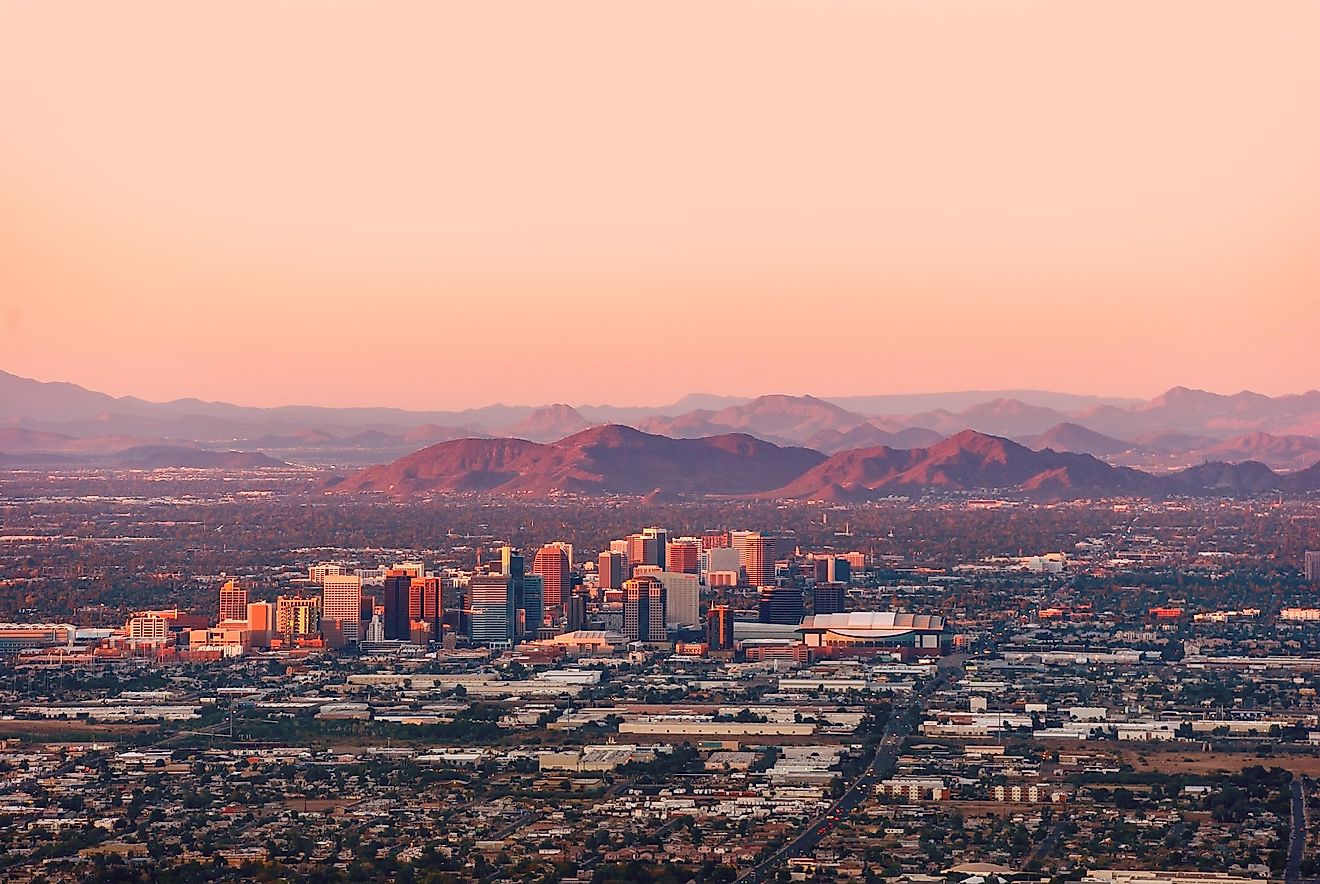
left=2, top=2, right=1318, bottom=409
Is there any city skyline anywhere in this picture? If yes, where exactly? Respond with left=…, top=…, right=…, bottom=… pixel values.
left=3, top=3, right=1319, bottom=408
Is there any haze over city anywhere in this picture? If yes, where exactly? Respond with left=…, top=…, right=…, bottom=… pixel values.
left=3, top=3, right=1320, bottom=408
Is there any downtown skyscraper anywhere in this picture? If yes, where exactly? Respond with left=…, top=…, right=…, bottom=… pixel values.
left=532, top=544, right=570, bottom=614
left=598, top=550, right=625, bottom=591
left=218, top=579, right=247, bottom=623
left=466, top=573, right=514, bottom=647
left=734, top=531, right=777, bottom=587
left=623, top=575, right=666, bottom=643
left=321, top=574, right=363, bottom=644
left=382, top=569, right=413, bottom=640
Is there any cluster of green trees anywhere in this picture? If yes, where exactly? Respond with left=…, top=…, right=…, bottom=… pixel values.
left=616, top=743, right=701, bottom=784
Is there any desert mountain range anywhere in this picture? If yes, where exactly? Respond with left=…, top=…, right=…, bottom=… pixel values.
left=3, top=370, right=1320, bottom=486
left=329, top=425, right=1320, bottom=500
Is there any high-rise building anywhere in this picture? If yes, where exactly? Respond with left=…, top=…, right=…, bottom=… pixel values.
left=623, top=575, right=666, bottom=643
left=665, top=539, right=701, bottom=574
left=659, top=572, right=700, bottom=627
left=500, top=545, right=520, bottom=576
left=126, top=614, right=170, bottom=646
left=411, top=577, right=443, bottom=642
left=276, top=595, right=321, bottom=640
left=702, top=531, right=730, bottom=550
left=522, top=574, right=545, bottom=637
left=382, top=570, right=413, bottom=641
left=547, top=541, right=574, bottom=568
left=322, top=574, right=364, bottom=645
left=642, top=528, right=669, bottom=569
left=364, top=610, right=385, bottom=643
left=706, top=546, right=742, bottom=578
left=391, top=561, right=425, bottom=579
left=218, top=580, right=248, bottom=623
left=827, top=556, right=851, bottom=585
left=567, top=586, right=588, bottom=631
left=802, top=558, right=827, bottom=583
left=706, top=604, right=735, bottom=651
left=307, top=563, right=345, bottom=584
left=246, top=601, right=275, bottom=648
left=598, top=551, right=625, bottom=591
left=466, top=573, right=514, bottom=646
left=759, top=585, right=805, bottom=625
left=626, top=533, right=662, bottom=571
left=446, top=579, right=467, bottom=638
left=322, top=619, right=348, bottom=649
left=532, top=545, right=570, bottom=613
left=625, top=534, right=646, bottom=571
left=502, top=549, right=527, bottom=635
left=812, top=583, right=847, bottom=615
left=738, top=533, right=777, bottom=587
left=1306, top=551, right=1320, bottom=583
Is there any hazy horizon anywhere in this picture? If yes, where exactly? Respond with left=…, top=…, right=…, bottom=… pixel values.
left=4, top=3, right=1319, bottom=409
left=8, top=363, right=1318, bottom=415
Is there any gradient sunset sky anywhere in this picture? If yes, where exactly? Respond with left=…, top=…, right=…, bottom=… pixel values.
left=2, top=3, right=1318, bottom=409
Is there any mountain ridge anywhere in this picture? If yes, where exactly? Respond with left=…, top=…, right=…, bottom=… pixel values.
left=329, top=425, right=1320, bottom=500
left=5, top=369, right=1320, bottom=471
left=327, top=425, right=828, bottom=497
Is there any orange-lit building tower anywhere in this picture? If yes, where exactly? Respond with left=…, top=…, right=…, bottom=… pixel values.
left=665, top=539, right=701, bottom=574
left=275, top=595, right=321, bottom=640
left=218, top=580, right=248, bottom=623
left=247, top=601, right=275, bottom=648
left=321, top=574, right=363, bottom=644
left=626, top=533, right=659, bottom=571
left=702, top=531, right=730, bottom=550
left=706, top=604, right=735, bottom=651
left=532, top=544, right=570, bottom=612
left=738, top=533, right=777, bottom=587
left=598, top=551, right=625, bottom=591
left=411, top=576, right=443, bottom=642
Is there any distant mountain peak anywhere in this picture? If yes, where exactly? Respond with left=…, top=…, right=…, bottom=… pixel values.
left=503, top=403, right=592, bottom=442
left=1027, top=423, right=1134, bottom=457
left=936, top=428, right=1014, bottom=451
left=770, top=429, right=1148, bottom=500
left=330, top=424, right=825, bottom=497
left=1145, top=386, right=1219, bottom=408
left=557, top=423, right=647, bottom=447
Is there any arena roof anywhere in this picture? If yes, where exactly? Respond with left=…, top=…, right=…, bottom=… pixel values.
left=797, top=612, right=946, bottom=634
left=546, top=630, right=626, bottom=645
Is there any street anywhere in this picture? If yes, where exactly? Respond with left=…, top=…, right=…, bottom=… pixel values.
left=736, top=660, right=959, bottom=882
left=1288, top=775, right=1307, bottom=884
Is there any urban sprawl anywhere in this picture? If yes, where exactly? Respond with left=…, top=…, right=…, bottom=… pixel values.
left=2, top=482, right=1320, bottom=884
